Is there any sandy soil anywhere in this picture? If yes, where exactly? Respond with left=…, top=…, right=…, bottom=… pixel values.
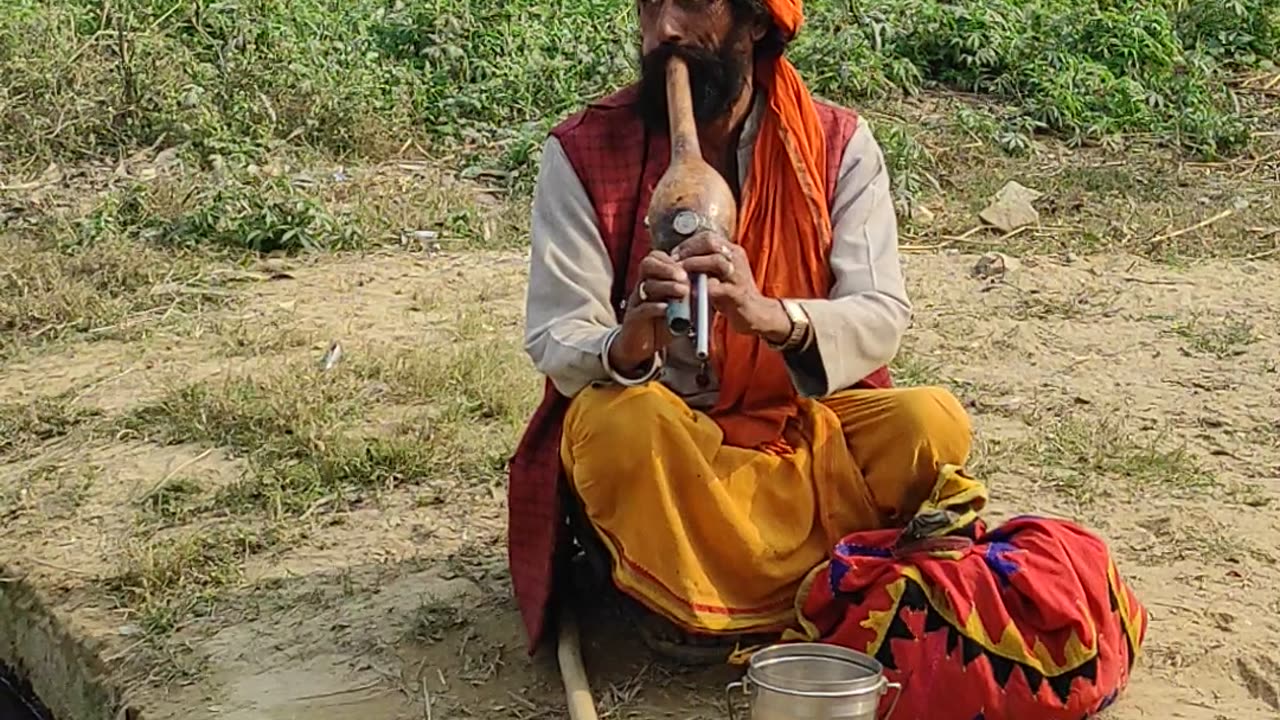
left=1, top=248, right=1278, bottom=720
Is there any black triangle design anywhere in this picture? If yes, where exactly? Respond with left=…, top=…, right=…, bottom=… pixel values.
left=900, top=580, right=929, bottom=612
left=876, top=609, right=917, bottom=671
left=946, top=623, right=961, bottom=657
left=924, top=603, right=947, bottom=634
left=1023, top=665, right=1045, bottom=696
left=1047, top=671, right=1075, bottom=705
left=871, top=574, right=1107, bottom=712
left=989, top=652, right=1016, bottom=688
left=1080, top=656, right=1099, bottom=684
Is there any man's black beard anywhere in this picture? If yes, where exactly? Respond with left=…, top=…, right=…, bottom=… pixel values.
left=636, top=41, right=749, bottom=132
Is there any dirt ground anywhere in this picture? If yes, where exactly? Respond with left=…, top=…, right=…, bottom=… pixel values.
left=2, top=232, right=1278, bottom=718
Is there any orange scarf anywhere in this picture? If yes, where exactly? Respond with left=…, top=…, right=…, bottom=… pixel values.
left=708, top=0, right=834, bottom=451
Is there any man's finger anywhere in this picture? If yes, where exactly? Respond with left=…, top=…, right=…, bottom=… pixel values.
left=638, top=254, right=689, bottom=283
left=679, top=254, right=734, bottom=281
left=627, top=302, right=669, bottom=322
left=638, top=279, right=690, bottom=302
left=704, top=277, right=739, bottom=309
left=671, top=231, right=730, bottom=261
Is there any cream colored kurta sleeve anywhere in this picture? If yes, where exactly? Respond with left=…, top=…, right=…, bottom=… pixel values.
left=787, top=120, right=912, bottom=397
left=522, top=136, right=617, bottom=398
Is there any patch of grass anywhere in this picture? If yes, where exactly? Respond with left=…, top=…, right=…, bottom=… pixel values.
left=0, top=395, right=101, bottom=459
left=1007, top=287, right=1123, bottom=321
left=328, top=163, right=532, bottom=250
left=1, top=161, right=375, bottom=356
left=75, top=172, right=365, bottom=255
left=119, top=323, right=538, bottom=520
left=137, top=476, right=205, bottom=525
left=211, top=315, right=316, bottom=358
left=1169, top=314, right=1259, bottom=358
left=1131, top=514, right=1257, bottom=566
left=407, top=597, right=468, bottom=643
left=215, top=434, right=446, bottom=519
left=1, top=462, right=98, bottom=521
left=889, top=349, right=992, bottom=416
left=105, top=525, right=276, bottom=636
left=0, top=232, right=209, bottom=354
left=118, top=367, right=373, bottom=457
left=1026, top=412, right=1217, bottom=505
left=890, top=350, right=946, bottom=387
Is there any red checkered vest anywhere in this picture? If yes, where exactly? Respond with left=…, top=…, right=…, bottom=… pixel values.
left=507, top=84, right=893, bottom=652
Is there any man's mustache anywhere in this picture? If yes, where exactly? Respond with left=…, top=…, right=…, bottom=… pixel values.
left=639, top=43, right=739, bottom=125
left=642, top=43, right=722, bottom=73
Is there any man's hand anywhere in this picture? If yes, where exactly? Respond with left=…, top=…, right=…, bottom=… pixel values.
left=672, top=231, right=792, bottom=343
left=609, top=250, right=690, bottom=374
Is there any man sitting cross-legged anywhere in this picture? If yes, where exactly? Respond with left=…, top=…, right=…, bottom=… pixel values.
left=507, top=0, right=973, bottom=660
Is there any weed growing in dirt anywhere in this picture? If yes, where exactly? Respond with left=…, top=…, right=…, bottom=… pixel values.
left=138, top=476, right=206, bottom=526
left=1008, top=288, right=1123, bottom=321
left=1132, top=514, right=1259, bottom=566
left=1169, top=315, right=1259, bottom=359
left=1026, top=413, right=1217, bottom=505
left=890, top=351, right=945, bottom=388
left=408, top=597, right=468, bottom=643
left=105, top=526, right=276, bottom=636
left=1, top=463, right=98, bottom=522
left=0, top=394, right=100, bottom=459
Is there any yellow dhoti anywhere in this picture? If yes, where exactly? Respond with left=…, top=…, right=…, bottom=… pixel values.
left=560, top=382, right=972, bottom=635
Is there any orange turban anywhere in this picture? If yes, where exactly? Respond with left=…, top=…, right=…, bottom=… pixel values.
left=707, top=0, right=837, bottom=451
left=761, top=0, right=804, bottom=36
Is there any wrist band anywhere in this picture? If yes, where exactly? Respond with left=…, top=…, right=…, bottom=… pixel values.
left=768, top=299, right=813, bottom=352
left=601, top=326, right=663, bottom=386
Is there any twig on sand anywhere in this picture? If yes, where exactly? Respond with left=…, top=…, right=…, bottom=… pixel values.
left=1242, top=246, right=1280, bottom=262
left=995, top=225, right=1034, bottom=243
left=70, top=365, right=139, bottom=404
left=138, top=447, right=215, bottom=502
left=289, top=679, right=384, bottom=702
left=1119, top=275, right=1191, bottom=286
left=900, top=242, right=952, bottom=253
left=508, top=691, right=539, bottom=711
left=102, top=638, right=148, bottom=664
left=422, top=680, right=433, bottom=720
left=29, top=557, right=93, bottom=576
left=940, top=225, right=989, bottom=242
left=1147, top=209, right=1234, bottom=246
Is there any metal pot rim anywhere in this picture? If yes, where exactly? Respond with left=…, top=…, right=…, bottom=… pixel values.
left=744, top=673, right=888, bottom=699
left=743, top=643, right=889, bottom=699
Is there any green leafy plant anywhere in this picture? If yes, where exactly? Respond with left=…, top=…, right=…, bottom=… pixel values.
left=1, top=0, right=1274, bottom=183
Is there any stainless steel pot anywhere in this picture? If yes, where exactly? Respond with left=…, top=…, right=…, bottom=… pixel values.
left=725, top=643, right=902, bottom=720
